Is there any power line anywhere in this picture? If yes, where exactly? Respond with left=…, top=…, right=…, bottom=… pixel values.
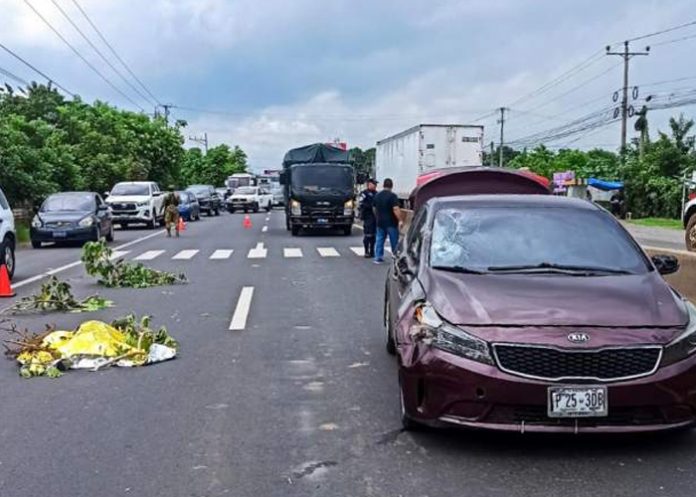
left=652, top=32, right=696, bottom=47
left=22, top=0, right=145, bottom=111
left=48, top=0, right=154, bottom=107
left=0, top=42, right=75, bottom=96
left=69, top=0, right=162, bottom=106
left=0, top=66, right=29, bottom=87
left=626, top=19, right=696, bottom=42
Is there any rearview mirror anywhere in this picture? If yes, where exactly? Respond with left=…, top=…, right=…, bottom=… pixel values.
left=652, top=254, right=679, bottom=275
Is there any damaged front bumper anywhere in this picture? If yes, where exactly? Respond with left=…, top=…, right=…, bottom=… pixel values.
left=399, top=347, right=696, bottom=434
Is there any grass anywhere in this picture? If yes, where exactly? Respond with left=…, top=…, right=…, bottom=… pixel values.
left=15, top=221, right=30, bottom=244
left=628, top=217, right=683, bottom=230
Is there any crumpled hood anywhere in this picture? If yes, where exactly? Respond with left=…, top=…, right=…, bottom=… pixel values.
left=424, top=270, right=687, bottom=327
left=106, top=195, right=150, bottom=204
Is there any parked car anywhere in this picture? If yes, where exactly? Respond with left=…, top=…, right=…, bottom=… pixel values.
left=0, top=186, right=16, bottom=280
left=683, top=196, right=696, bottom=251
left=227, top=186, right=273, bottom=213
left=216, top=187, right=232, bottom=209
left=385, top=193, right=694, bottom=434
left=105, top=181, right=164, bottom=229
left=31, top=192, right=114, bottom=248
left=187, top=185, right=221, bottom=216
left=271, top=184, right=284, bottom=206
left=177, top=191, right=201, bottom=222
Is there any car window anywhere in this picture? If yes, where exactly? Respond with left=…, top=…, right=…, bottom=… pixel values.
left=407, top=207, right=428, bottom=262
left=95, top=195, right=103, bottom=206
left=429, top=206, right=649, bottom=274
left=0, top=187, right=9, bottom=210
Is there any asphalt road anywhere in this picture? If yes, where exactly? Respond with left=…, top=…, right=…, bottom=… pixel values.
left=2, top=211, right=696, bottom=497
left=623, top=222, right=686, bottom=252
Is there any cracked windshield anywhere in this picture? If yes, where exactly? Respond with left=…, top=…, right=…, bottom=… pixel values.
left=2, top=1, right=696, bottom=496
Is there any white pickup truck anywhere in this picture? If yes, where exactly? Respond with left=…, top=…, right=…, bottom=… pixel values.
left=105, top=181, right=164, bottom=229
left=226, top=186, right=273, bottom=213
left=0, top=186, right=16, bottom=280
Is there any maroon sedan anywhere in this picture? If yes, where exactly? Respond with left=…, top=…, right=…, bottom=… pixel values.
left=385, top=194, right=694, bottom=434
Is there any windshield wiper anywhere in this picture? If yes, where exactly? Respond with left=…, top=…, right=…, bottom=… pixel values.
left=432, top=265, right=487, bottom=275
left=487, top=262, right=631, bottom=275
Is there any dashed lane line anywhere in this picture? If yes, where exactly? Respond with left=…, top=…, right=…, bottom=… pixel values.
left=284, top=248, right=303, bottom=258
left=262, top=226, right=268, bottom=233
left=229, top=286, right=255, bottom=331
left=134, top=250, right=166, bottom=261
left=247, top=242, right=267, bottom=259
left=210, top=249, right=234, bottom=260
left=317, top=247, right=340, bottom=257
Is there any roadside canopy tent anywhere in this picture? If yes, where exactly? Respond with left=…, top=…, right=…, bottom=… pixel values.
left=588, top=178, right=623, bottom=191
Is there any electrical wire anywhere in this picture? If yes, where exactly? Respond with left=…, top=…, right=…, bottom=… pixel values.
left=48, top=0, right=154, bottom=107
left=22, top=0, right=145, bottom=111
left=0, top=42, right=75, bottom=96
left=69, top=0, right=162, bottom=106
left=625, top=19, right=696, bottom=43
left=651, top=32, right=696, bottom=47
left=0, top=65, right=30, bottom=87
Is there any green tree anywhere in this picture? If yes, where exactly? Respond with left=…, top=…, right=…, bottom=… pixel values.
left=349, top=147, right=375, bottom=176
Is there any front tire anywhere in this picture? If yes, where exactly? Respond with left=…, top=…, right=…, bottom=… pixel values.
left=686, top=215, right=696, bottom=252
left=399, top=378, right=423, bottom=431
left=1, top=237, right=15, bottom=280
left=291, top=225, right=300, bottom=236
left=149, top=210, right=157, bottom=229
left=106, top=224, right=115, bottom=242
left=253, top=203, right=259, bottom=213
left=343, top=226, right=352, bottom=236
left=31, top=240, right=42, bottom=249
left=385, top=295, right=396, bottom=356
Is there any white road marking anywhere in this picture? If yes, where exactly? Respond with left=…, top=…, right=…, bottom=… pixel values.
left=172, top=249, right=199, bottom=260
left=262, top=226, right=268, bottom=233
left=247, top=242, right=267, bottom=259
left=12, top=229, right=165, bottom=289
left=265, top=217, right=270, bottom=222
left=134, top=250, right=165, bottom=261
left=317, top=247, right=340, bottom=257
left=229, top=286, right=254, bottom=330
left=110, top=250, right=130, bottom=260
left=284, top=248, right=303, bottom=258
left=350, top=247, right=365, bottom=256
left=210, top=249, right=234, bottom=260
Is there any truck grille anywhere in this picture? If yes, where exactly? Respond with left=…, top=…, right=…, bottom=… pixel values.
left=492, top=344, right=661, bottom=381
left=111, top=203, right=136, bottom=211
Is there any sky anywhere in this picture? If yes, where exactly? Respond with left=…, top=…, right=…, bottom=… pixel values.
left=2, top=0, right=696, bottom=172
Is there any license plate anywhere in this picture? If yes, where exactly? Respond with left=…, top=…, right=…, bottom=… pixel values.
left=548, top=386, right=608, bottom=418
left=53, top=231, right=67, bottom=238
left=317, top=218, right=328, bottom=224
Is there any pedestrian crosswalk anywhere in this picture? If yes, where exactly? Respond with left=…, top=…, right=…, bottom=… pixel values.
left=111, top=245, right=392, bottom=262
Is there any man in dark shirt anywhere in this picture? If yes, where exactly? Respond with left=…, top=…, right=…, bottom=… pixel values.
left=358, top=179, right=378, bottom=258
left=372, top=178, right=402, bottom=263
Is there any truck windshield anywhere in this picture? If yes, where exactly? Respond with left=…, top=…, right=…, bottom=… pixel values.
left=111, top=184, right=150, bottom=196
left=236, top=187, right=257, bottom=195
left=291, top=166, right=352, bottom=193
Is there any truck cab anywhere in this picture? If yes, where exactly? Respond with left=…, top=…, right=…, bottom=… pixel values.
left=280, top=144, right=356, bottom=236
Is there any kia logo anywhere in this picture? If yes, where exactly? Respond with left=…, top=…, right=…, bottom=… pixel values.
left=567, top=332, right=590, bottom=343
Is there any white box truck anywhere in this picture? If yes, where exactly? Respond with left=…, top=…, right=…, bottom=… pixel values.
left=376, top=124, right=484, bottom=201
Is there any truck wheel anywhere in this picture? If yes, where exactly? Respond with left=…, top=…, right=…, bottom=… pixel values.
left=343, top=226, right=352, bottom=236
left=291, top=226, right=300, bottom=236
left=215, top=207, right=220, bottom=216
left=31, top=240, right=42, bottom=249
left=149, top=210, right=157, bottom=229
left=265, top=203, right=272, bottom=212
left=686, top=216, right=696, bottom=252
left=286, top=217, right=291, bottom=231
left=253, top=203, right=259, bottom=213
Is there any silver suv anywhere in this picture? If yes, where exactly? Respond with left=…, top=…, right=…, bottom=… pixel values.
left=0, top=186, right=16, bottom=279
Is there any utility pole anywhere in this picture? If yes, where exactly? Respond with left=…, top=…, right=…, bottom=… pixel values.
left=489, top=141, right=495, bottom=167
left=606, top=41, right=650, bottom=153
left=189, top=132, right=209, bottom=153
left=497, top=107, right=507, bottom=167
left=156, top=103, right=173, bottom=126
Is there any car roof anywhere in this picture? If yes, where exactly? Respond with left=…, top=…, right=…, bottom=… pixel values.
left=428, top=194, right=600, bottom=211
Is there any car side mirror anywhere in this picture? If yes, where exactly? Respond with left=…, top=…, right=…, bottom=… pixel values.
left=103, top=191, right=110, bottom=198
left=152, top=191, right=162, bottom=197
left=652, top=254, right=679, bottom=275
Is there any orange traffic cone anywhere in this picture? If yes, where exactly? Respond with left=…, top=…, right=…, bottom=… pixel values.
left=243, top=215, right=252, bottom=229
left=177, top=216, right=186, bottom=232
left=0, top=264, right=15, bottom=298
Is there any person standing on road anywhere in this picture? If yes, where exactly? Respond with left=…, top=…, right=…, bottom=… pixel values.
left=358, top=179, right=378, bottom=258
left=373, top=178, right=402, bottom=264
left=163, top=191, right=181, bottom=238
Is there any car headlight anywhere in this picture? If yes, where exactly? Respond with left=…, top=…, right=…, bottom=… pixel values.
left=31, top=215, right=42, bottom=228
left=136, top=201, right=149, bottom=207
left=343, top=200, right=354, bottom=216
left=410, top=302, right=493, bottom=365
left=661, top=300, right=696, bottom=366
left=291, top=200, right=301, bottom=216
left=78, top=216, right=94, bottom=227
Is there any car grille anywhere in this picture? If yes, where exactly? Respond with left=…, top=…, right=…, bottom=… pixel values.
left=493, top=344, right=661, bottom=381
left=486, top=405, right=673, bottom=427
left=44, top=221, right=75, bottom=228
left=111, top=203, right=136, bottom=211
